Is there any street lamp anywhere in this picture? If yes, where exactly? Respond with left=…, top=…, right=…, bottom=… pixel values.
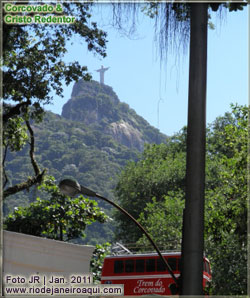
left=59, top=178, right=179, bottom=290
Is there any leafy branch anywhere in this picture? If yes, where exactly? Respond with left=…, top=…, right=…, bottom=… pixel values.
left=3, top=120, right=46, bottom=199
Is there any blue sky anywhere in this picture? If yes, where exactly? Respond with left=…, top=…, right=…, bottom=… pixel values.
left=48, top=4, right=248, bottom=136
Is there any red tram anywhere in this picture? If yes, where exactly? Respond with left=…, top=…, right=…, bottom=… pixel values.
left=101, top=252, right=211, bottom=295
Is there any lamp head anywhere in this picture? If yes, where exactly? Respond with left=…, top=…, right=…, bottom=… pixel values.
left=59, top=179, right=97, bottom=198
left=59, top=179, right=81, bottom=197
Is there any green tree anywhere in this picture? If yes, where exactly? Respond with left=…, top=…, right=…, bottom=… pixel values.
left=136, top=192, right=184, bottom=252
left=114, top=105, right=247, bottom=295
left=204, top=104, right=247, bottom=295
left=3, top=2, right=107, bottom=198
left=4, top=176, right=109, bottom=241
left=90, top=242, right=111, bottom=283
left=114, top=141, right=186, bottom=244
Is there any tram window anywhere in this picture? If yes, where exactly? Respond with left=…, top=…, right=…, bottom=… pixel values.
left=114, top=260, right=124, bottom=273
left=167, top=258, right=177, bottom=271
left=157, top=258, right=166, bottom=271
left=205, top=261, right=210, bottom=273
left=125, top=260, right=134, bottom=273
left=136, top=259, right=144, bottom=272
left=157, top=258, right=177, bottom=271
left=146, top=259, right=155, bottom=272
left=178, top=259, right=182, bottom=272
left=203, top=261, right=209, bottom=273
left=208, top=263, right=211, bottom=274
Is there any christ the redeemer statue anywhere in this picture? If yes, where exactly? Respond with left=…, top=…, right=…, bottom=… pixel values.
left=96, top=65, right=109, bottom=85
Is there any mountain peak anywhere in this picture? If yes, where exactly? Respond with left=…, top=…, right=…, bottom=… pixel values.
left=62, top=80, right=166, bottom=151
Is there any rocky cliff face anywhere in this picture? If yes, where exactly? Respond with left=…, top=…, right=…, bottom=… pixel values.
left=106, top=120, right=144, bottom=151
left=62, top=80, right=166, bottom=151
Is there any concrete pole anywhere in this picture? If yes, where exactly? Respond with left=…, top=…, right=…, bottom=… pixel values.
left=181, top=3, right=208, bottom=295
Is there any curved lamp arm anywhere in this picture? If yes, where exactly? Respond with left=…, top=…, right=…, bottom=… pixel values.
left=59, top=178, right=179, bottom=286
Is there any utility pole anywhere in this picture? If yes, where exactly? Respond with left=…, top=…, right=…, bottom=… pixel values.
left=180, top=3, right=208, bottom=295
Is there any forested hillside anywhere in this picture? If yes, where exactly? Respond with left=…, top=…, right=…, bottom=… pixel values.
left=4, top=80, right=167, bottom=243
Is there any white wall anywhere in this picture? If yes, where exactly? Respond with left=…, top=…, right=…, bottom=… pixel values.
left=3, top=231, right=95, bottom=274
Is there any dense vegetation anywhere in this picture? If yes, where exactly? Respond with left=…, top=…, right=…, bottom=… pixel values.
left=4, top=79, right=167, bottom=243
left=114, top=104, right=247, bottom=295
left=4, top=176, right=109, bottom=241
left=3, top=111, right=137, bottom=243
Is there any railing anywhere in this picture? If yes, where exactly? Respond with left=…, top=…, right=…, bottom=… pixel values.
left=113, top=241, right=182, bottom=254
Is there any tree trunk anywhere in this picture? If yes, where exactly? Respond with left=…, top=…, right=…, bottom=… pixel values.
left=181, top=3, right=208, bottom=295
